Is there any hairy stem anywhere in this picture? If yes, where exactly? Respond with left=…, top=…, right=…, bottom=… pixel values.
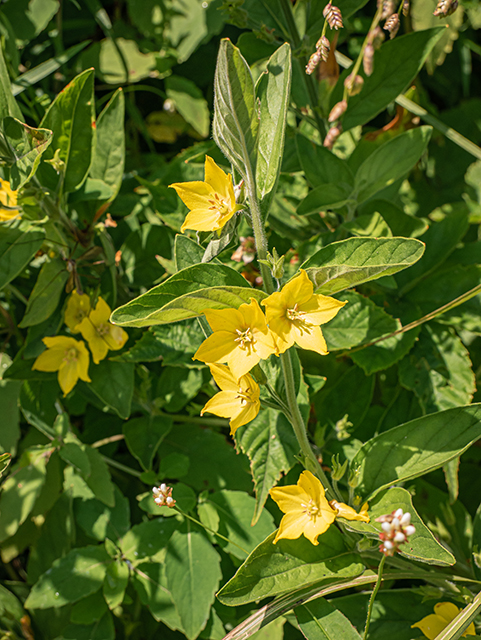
left=175, top=506, right=249, bottom=555
left=363, top=554, right=386, bottom=640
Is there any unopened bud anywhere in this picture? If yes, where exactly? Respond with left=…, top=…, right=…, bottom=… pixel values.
left=306, top=49, right=321, bottom=75
left=323, top=3, right=343, bottom=29
left=328, top=99, right=347, bottom=123
left=331, top=454, right=348, bottom=481
left=344, top=73, right=364, bottom=96
left=433, top=0, right=458, bottom=16
left=380, top=0, right=396, bottom=19
left=316, top=35, right=331, bottom=62
left=405, top=524, right=416, bottom=536
left=348, top=465, right=361, bottom=489
left=370, top=26, right=385, bottom=49
left=363, top=44, right=374, bottom=76
left=152, top=483, right=176, bottom=508
left=258, top=247, right=285, bottom=280
left=402, top=0, right=410, bottom=16
left=384, top=13, right=400, bottom=39
left=376, top=508, right=416, bottom=556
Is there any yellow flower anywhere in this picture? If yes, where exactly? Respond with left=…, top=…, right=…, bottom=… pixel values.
left=269, top=470, right=370, bottom=546
left=193, top=298, right=277, bottom=380
left=32, top=336, right=91, bottom=396
left=77, top=297, right=128, bottom=364
left=0, top=179, right=20, bottom=222
left=262, top=270, right=346, bottom=355
left=201, top=364, right=260, bottom=435
left=169, top=155, right=244, bottom=233
left=412, top=602, right=476, bottom=639
left=64, top=290, right=91, bottom=333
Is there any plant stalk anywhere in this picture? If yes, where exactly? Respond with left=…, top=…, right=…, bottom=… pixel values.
left=363, top=554, right=386, bottom=640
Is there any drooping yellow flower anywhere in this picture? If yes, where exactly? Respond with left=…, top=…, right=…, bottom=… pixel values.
left=64, top=290, right=91, bottom=333
left=0, top=179, right=20, bottom=222
left=269, top=470, right=370, bottom=546
left=201, top=364, right=260, bottom=435
left=77, top=297, right=128, bottom=364
left=169, top=155, right=244, bottom=233
left=262, top=270, right=346, bottom=355
left=32, top=336, right=91, bottom=396
left=193, top=298, right=277, bottom=380
left=412, top=602, right=475, bottom=639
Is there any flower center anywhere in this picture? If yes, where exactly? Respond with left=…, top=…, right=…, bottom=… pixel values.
left=236, top=387, right=252, bottom=406
left=64, top=348, right=78, bottom=363
left=301, top=499, right=320, bottom=520
left=96, top=322, right=110, bottom=336
left=286, top=304, right=312, bottom=331
left=234, top=327, right=254, bottom=351
left=208, top=192, right=230, bottom=218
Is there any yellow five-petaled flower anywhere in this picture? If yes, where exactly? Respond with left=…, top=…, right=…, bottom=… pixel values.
left=32, top=336, right=91, bottom=396
left=169, top=155, right=244, bottom=233
left=0, top=179, right=20, bottom=222
left=77, top=297, right=128, bottom=364
left=262, top=270, right=346, bottom=355
left=269, top=470, right=370, bottom=546
left=194, top=298, right=277, bottom=380
left=64, top=290, right=91, bottom=332
left=412, top=602, right=475, bottom=639
left=201, top=364, right=260, bottom=435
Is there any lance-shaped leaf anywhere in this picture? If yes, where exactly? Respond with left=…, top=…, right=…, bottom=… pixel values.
left=110, top=264, right=266, bottom=328
left=212, top=38, right=258, bottom=184
left=301, top=237, right=425, bottom=295
left=296, top=598, right=362, bottom=640
left=19, top=258, right=69, bottom=328
left=350, top=403, right=481, bottom=499
left=0, top=224, right=45, bottom=290
left=217, top=528, right=364, bottom=606
left=256, top=43, right=291, bottom=213
left=341, top=487, right=454, bottom=566
left=0, top=47, right=22, bottom=121
left=0, top=118, right=53, bottom=189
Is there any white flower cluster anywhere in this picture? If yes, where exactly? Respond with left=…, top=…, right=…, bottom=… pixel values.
left=152, top=483, right=176, bottom=508
left=376, top=508, right=416, bottom=556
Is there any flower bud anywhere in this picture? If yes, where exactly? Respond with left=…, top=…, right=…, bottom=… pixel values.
left=384, top=13, right=400, bottom=39
left=306, top=49, right=321, bottom=75
left=363, top=43, right=375, bottom=76
left=433, top=0, right=458, bottom=16
left=376, top=508, right=416, bottom=556
left=317, top=35, right=331, bottom=62
left=323, top=3, right=343, bottom=29
left=328, top=100, right=347, bottom=123
left=402, top=0, right=410, bottom=16
left=152, top=483, right=176, bottom=508
left=380, top=0, right=395, bottom=19
left=344, top=74, right=364, bottom=96
left=331, top=454, right=348, bottom=481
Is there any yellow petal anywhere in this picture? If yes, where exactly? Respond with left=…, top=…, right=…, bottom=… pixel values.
left=43, top=336, right=79, bottom=350
left=89, top=297, right=111, bottom=326
left=194, top=331, right=237, bottom=365
left=292, top=324, right=328, bottom=355
left=204, top=307, right=245, bottom=334
left=58, top=360, right=79, bottom=396
left=269, top=484, right=310, bottom=515
left=227, top=346, right=261, bottom=380
left=332, top=501, right=370, bottom=523
left=104, top=325, right=128, bottom=351
left=76, top=341, right=91, bottom=382
left=411, top=615, right=450, bottom=640
left=169, top=181, right=215, bottom=210
left=208, top=363, right=239, bottom=392
left=299, top=294, right=347, bottom=326
left=302, top=513, right=335, bottom=545
left=64, top=290, right=91, bottom=332
left=78, top=318, right=109, bottom=364
left=434, top=602, right=460, bottom=624
left=280, top=270, right=314, bottom=308
left=229, top=398, right=260, bottom=435
left=32, top=347, right=65, bottom=372
left=298, top=470, right=325, bottom=502
left=204, top=156, right=230, bottom=200
left=180, top=208, right=223, bottom=232
left=201, top=390, right=242, bottom=419
left=274, top=511, right=313, bottom=544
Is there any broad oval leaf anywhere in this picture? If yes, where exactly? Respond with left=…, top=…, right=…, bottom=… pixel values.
left=343, top=487, right=454, bottom=566
left=0, top=224, right=45, bottom=290
left=217, top=527, right=364, bottom=606
left=296, top=134, right=354, bottom=190
left=296, top=598, right=362, bottom=640
left=19, top=258, right=69, bottom=328
left=110, top=264, right=266, bottom=328
left=301, top=237, right=425, bottom=295
left=1, top=117, right=53, bottom=189
left=297, top=184, right=353, bottom=215
left=354, top=126, right=432, bottom=204
left=351, top=403, right=481, bottom=499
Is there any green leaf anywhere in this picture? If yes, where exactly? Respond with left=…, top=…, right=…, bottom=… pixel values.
left=132, top=561, right=183, bottom=631
left=0, top=446, right=51, bottom=543
left=236, top=408, right=298, bottom=526
left=70, top=591, right=108, bottom=624
left=340, top=29, right=445, bottom=130
left=86, top=360, right=134, bottom=420
left=166, top=75, right=210, bottom=138
left=202, top=490, right=275, bottom=560
left=75, top=485, right=130, bottom=541
left=103, top=559, right=129, bottom=610
left=19, top=258, right=68, bottom=328
left=0, top=224, right=45, bottom=290
left=217, top=528, right=364, bottom=606
left=59, top=439, right=91, bottom=477
left=256, top=43, right=291, bottom=213
left=399, top=324, right=476, bottom=414
left=120, top=518, right=178, bottom=564
left=212, top=38, right=258, bottom=184
left=0, top=46, right=22, bottom=120
left=123, top=415, right=173, bottom=471
left=296, top=598, right=362, bottom=640
left=25, top=544, right=111, bottom=609
left=82, top=446, right=116, bottom=507
left=0, top=118, right=53, bottom=189
left=89, top=88, right=124, bottom=199
left=0, top=453, right=11, bottom=477
left=301, top=237, right=425, bottom=295
left=296, top=184, right=353, bottom=215
left=354, top=127, right=432, bottom=204
left=40, top=68, right=95, bottom=194
left=59, top=613, right=115, bottom=640
left=343, top=212, right=392, bottom=237
left=0, top=379, right=21, bottom=455
left=110, top=263, right=265, bottom=328
left=164, top=526, right=222, bottom=640
left=351, top=403, right=481, bottom=499
left=343, top=487, right=455, bottom=566
left=296, top=134, right=354, bottom=190
left=174, top=234, right=205, bottom=271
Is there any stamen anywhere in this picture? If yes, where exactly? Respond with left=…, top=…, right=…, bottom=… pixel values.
left=234, top=327, right=254, bottom=350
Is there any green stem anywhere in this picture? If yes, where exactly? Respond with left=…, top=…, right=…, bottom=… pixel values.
left=435, top=589, right=481, bottom=640
left=101, top=455, right=142, bottom=478
left=363, top=554, right=386, bottom=640
left=175, top=506, right=249, bottom=555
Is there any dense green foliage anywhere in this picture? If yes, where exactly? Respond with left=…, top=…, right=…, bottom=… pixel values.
left=1, top=0, right=481, bottom=639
